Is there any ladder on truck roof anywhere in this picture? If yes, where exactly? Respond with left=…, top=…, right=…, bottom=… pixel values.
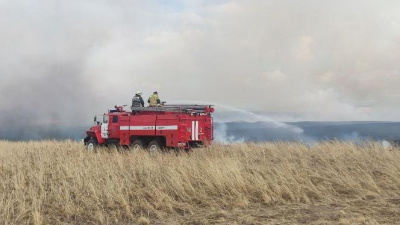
left=130, top=104, right=213, bottom=114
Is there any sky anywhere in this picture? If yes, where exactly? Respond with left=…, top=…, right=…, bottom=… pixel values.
left=1, top=0, right=400, bottom=125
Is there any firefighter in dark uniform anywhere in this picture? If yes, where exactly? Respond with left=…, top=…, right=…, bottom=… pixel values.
left=148, top=91, right=161, bottom=107
left=132, top=91, right=145, bottom=107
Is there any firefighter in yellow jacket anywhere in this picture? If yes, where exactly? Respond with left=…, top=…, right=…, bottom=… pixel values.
left=148, top=91, right=161, bottom=107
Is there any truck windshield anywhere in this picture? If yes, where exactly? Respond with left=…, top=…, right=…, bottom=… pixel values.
left=94, top=115, right=109, bottom=124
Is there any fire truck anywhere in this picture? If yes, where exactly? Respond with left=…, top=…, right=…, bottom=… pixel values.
left=84, top=104, right=214, bottom=152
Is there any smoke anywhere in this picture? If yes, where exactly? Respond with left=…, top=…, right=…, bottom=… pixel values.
left=382, top=140, right=392, bottom=149
left=2, top=0, right=400, bottom=140
left=0, top=0, right=130, bottom=139
left=158, top=0, right=400, bottom=121
left=214, top=122, right=244, bottom=144
left=0, top=66, right=97, bottom=139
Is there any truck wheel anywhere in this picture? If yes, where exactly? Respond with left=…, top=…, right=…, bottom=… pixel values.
left=131, top=140, right=144, bottom=153
left=148, top=140, right=162, bottom=154
left=87, top=139, right=98, bottom=152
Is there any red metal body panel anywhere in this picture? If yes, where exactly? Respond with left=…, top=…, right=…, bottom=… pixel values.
left=86, top=125, right=106, bottom=144
left=155, top=114, right=178, bottom=147
left=118, top=114, right=130, bottom=145
left=96, top=132, right=106, bottom=144
left=85, top=105, right=214, bottom=149
left=129, top=115, right=157, bottom=137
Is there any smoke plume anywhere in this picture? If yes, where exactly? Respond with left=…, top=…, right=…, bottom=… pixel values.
left=2, top=0, right=400, bottom=140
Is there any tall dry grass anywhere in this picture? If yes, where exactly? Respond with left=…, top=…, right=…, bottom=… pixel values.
left=0, top=140, right=400, bottom=224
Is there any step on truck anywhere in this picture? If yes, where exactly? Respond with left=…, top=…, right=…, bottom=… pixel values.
left=84, top=104, right=214, bottom=152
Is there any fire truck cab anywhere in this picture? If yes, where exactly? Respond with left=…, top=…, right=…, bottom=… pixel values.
left=84, top=104, right=214, bottom=152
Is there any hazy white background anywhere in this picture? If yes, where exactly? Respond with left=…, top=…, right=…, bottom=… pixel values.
left=1, top=0, right=400, bottom=126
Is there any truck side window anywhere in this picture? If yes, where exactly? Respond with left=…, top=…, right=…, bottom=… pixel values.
left=113, top=116, right=118, bottom=123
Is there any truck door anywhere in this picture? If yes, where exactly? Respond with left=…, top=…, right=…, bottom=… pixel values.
left=108, top=115, right=120, bottom=139
left=101, top=115, right=109, bottom=139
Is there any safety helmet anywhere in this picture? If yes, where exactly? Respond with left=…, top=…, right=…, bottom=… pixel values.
left=136, top=91, right=142, bottom=95
left=154, top=91, right=158, bottom=94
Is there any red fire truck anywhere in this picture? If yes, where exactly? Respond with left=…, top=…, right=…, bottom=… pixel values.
left=84, top=104, right=214, bottom=152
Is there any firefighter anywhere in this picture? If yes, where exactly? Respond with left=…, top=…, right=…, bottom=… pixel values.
left=148, top=91, right=161, bottom=107
left=132, top=91, right=144, bottom=107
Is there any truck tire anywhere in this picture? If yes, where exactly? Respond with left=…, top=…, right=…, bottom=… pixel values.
left=87, top=139, right=98, bottom=152
left=131, top=139, right=144, bottom=153
left=148, top=140, right=162, bottom=154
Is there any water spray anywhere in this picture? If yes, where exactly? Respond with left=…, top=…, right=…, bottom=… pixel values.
left=169, top=101, right=306, bottom=143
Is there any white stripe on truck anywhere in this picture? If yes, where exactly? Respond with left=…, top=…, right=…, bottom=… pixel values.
left=156, top=125, right=178, bottom=130
left=191, top=121, right=195, bottom=140
left=191, top=121, right=199, bottom=140
left=120, top=126, right=177, bottom=131
left=120, top=126, right=130, bottom=130
left=195, top=121, right=199, bottom=140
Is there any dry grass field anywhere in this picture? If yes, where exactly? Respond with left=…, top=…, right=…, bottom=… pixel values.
left=1, top=140, right=400, bottom=224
